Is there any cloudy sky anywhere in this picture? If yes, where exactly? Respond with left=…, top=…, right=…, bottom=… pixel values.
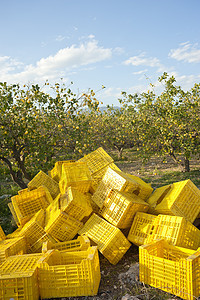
left=1, top=0, right=200, bottom=105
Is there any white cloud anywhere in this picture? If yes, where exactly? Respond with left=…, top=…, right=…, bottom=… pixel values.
left=124, top=52, right=166, bottom=73
left=169, top=42, right=200, bottom=63
left=132, top=69, right=148, bottom=75
left=55, top=35, right=66, bottom=42
left=124, top=52, right=160, bottom=67
left=0, top=40, right=112, bottom=84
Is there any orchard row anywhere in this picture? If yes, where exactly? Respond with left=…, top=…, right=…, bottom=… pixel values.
left=0, top=72, right=199, bottom=187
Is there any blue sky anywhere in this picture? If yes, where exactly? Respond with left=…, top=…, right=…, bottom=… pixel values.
left=1, top=0, right=200, bottom=106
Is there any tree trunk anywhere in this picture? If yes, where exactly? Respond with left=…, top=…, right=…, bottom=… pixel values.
left=184, top=158, right=190, bottom=172
left=0, top=156, right=27, bottom=189
left=114, top=146, right=124, bottom=160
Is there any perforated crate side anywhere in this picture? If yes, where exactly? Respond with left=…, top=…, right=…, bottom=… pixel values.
left=127, top=212, right=156, bottom=246
left=99, top=190, right=149, bottom=229
left=146, top=214, right=200, bottom=250
left=101, top=230, right=131, bottom=264
left=29, top=233, right=58, bottom=253
left=42, top=235, right=90, bottom=253
left=8, top=202, right=20, bottom=227
left=139, top=240, right=200, bottom=300
left=60, top=187, right=93, bottom=221
left=78, top=147, right=114, bottom=174
left=0, top=269, right=39, bottom=300
left=38, top=246, right=101, bottom=298
left=0, top=237, right=27, bottom=265
left=79, top=213, right=131, bottom=264
left=155, top=180, right=200, bottom=223
left=92, top=167, right=140, bottom=208
left=28, top=170, right=60, bottom=199
left=45, top=210, right=83, bottom=242
left=49, top=160, right=75, bottom=182
left=11, top=186, right=53, bottom=225
left=19, top=214, right=46, bottom=251
left=125, top=173, right=153, bottom=201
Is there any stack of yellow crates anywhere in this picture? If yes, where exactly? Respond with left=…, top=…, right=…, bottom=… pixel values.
left=0, top=146, right=200, bottom=299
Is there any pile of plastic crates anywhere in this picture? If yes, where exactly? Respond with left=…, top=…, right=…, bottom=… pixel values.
left=1, top=146, right=200, bottom=300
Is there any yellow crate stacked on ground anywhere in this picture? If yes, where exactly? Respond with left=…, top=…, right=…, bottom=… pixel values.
left=125, top=173, right=153, bottom=201
left=38, top=246, right=101, bottom=299
left=0, top=225, right=5, bottom=241
left=59, top=161, right=92, bottom=194
left=128, top=212, right=157, bottom=246
left=18, top=209, right=47, bottom=253
left=60, top=186, right=93, bottom=221
left=0, top=251, right=51, bottom=300
left=92, top=167, right=140, bottom=208
left=11, top=186, right=53, bottom=225
left=79, top=213, right=131, bottom=264
left=139, top=239, right=200, bottom=300
left=146, top=214, right=200, bottom=250
left=49, top=160, right=75, bottom=182
left=0, top=236, right=27, bottom=265
left=28, top=170, right=60, bottom=199
left=147, top=180, right=200, bottom=223
left=42, top=235, right=91, bottom=253
left=99, top=189, right=149, bottom=229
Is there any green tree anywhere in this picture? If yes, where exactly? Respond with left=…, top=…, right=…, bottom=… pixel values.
left=120, top=73, right=200, bottom=171
left=0, top=81, right=100, bottom=187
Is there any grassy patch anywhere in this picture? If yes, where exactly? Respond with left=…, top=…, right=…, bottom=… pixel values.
left=141, top=169, right=200, bottom=189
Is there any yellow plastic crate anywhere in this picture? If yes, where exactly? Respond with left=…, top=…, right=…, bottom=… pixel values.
left=92, top=167, right=140, bottom=208
left=42, top=235, right=91, bottom=253
left=38, top=246, right=101, bottom=298
left=45, top=209, right=83, bottom=242
left=0, top=236, right=27, bottom=265
left=99, top=189, right=149, bottom=229
left=146, top=214, right=200, bottom=250
left=79, top=213, right=131, bottom=264
left=0, top=225, right=5, bottom=241
left=11, top=186, right=53, bottom=225
left=28, top=170, right=60, bottom=199
left=150, top=180, right=200, bottom=222
left=44, top=193, right=60, bottom=227
left=78, top=147, right=114, bottom=174
left=0, top=251, right=51, bottom=300
left=127, top=212, right=157, bottom=246
left=139, top=239, right=200, bottom=300
left=0, top=269, right=39, bottom=300
left=60, top=186, right=93, bottom=221
left=59, top=161, right=92, bottom=194
left=8, top=202, right=20, bottom=226
left=125, top=173, right=153, bottom=201
left=18, top=209, right=46, bottom=252
left=146, top=184, right=173, bottom=214
left=49, top=160, right=75, bottom=182
left=91, top=163, right=121, bottom=189
left=30, top=233, right=58, bottom=253
left=84, top=192, right=100, bottom=214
